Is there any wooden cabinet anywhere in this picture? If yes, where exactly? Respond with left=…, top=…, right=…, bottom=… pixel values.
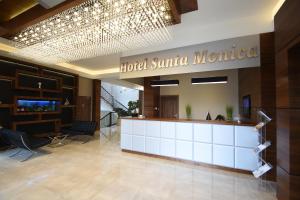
left=176, top=140, right=193, bottom=160
left=194, top=142, right=212, bottom=164
left=132, top=120, right=146, bottom=136
left=235, top=126, right=259, bottom=148
left=146, top=121, right=160, bottom=137
left=161, top=122, right=175, bottom=139
left=213, top=145, right=234, bottom=168
left=121, top=119, right=132, bottom=135
left=121, top=119, right=258, bottom=172
left=213, top=125, right=234, bottom=145
left=235, top=147, right=259, bottom=171
left=121, top=134, right=132, bottom=150
left=160, top=138, right=175, bottom=157
left=132, top=135, right=145, bottom=152
left=146, top=137, right=160, bottom=155
left=194, top=124, right=212, bottom=143
left=176, top=122, right=193, bottom=141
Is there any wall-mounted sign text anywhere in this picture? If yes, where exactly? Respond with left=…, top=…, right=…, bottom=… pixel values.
left=120, top=35, right=260, bottom=79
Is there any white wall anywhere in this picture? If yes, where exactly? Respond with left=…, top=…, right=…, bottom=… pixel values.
left=160, top=69, right=239, bottom=120
left=102, top=82, right=139, bottom=108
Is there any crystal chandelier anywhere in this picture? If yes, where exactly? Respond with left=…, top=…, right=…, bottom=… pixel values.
left=10, top=0, right=173, bottom=64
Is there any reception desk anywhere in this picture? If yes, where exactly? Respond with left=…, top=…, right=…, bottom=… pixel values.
left=120, top=118, right=259, bottom=172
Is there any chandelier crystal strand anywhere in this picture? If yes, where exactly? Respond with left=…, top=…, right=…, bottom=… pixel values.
left=10, top=0, right=173, bottom=64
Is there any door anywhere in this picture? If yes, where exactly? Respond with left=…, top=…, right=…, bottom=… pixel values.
left=76, top=96, right=91, bottom=121
left=160, top=95, right=179, bottom=118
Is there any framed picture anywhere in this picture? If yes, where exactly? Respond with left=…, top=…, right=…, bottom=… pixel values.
left=242, top=95, right=251, bottom=118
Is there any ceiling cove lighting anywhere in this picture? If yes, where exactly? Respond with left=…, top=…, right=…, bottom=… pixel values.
left=150, top=80, right=179, bottom=87
left=191, top=76, right=228, bottom=85
left=10, top=0, right=173, bottom=64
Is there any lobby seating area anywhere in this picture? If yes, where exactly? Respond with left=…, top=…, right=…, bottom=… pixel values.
left=61, top=121, right=97, bottom=143
left=0, top=120, right=96, bottom=162
left=0, top=129, right=51, bottom=161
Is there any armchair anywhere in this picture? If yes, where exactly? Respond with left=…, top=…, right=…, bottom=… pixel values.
left=61, top=121, right=97, bottom=143
left=0, top=129, right=51, bottom=161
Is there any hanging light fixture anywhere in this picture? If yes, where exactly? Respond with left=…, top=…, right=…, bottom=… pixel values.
left=10, top=0, right=173, bottom=64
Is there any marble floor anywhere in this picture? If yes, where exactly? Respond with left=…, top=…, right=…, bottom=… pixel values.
left=0, top=126, right=277, bottom=200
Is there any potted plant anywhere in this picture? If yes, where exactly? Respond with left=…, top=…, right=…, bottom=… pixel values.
left=226, top=105, right=233, bottom=121
left=185, top=104, right=192, bottom=119
left=128, top=100, right=140, bottom=117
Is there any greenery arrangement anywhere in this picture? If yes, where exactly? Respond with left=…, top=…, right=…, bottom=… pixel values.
left=226, top=105, right=233, bottom=121
left=128, top=100, right=140, bottom=115
left=185, top=104, right=192, bottom=119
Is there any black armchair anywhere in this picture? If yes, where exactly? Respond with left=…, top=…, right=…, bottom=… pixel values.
left=0, top=129, right=51, bottom=161
left=61, top=121, right=97, bottom=143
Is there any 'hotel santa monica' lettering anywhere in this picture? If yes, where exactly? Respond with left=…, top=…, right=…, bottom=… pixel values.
left=120, top=45, right=258, bottom=73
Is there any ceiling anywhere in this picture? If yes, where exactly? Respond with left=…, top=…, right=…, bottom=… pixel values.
left=69, top=0, right=281, bottom=78
left=0, top=0, right=284, bottom=79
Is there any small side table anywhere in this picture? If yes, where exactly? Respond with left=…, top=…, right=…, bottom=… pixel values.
left=48, top=134, right=69, bottom=148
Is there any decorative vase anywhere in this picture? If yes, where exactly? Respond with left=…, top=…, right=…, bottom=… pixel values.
left=64, top=98, right=70, bottom=105
left=206, top=112, right=212, bottom=120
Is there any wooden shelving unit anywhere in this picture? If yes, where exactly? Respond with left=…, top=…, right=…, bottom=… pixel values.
left=0, top=57, right=78, bottom=147
left=0, top=75, right=15, bottom=81
left=61, top=105, right=76, bottom=108
left=0, top=104, right=13, bottom=108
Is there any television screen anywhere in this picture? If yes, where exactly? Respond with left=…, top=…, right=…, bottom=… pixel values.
left=242, top=95, right=251, bottom=118
left=17, top=99, right=60, bottom=113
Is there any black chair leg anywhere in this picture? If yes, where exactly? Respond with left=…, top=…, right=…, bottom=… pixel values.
left=21, top=151, right=35, bottom=162
left=81, top=135, right=93, bottom=144
left=9, top=149, right=23, bottom=157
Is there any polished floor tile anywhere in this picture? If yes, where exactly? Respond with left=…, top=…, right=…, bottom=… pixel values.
left=0, top=127, right=276, bottom=200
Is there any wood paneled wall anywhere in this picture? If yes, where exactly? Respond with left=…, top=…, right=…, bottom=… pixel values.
left=275, top=0, right=300, bottom=199
left=238, top=33, right=277, bottom=181
left=238, top=67, right=261, bottom=121
left=92, top=80, right=101, bottom=130
left=260, top=32, right=277, bottom=181
left=143, top=77, right=160, bottom=117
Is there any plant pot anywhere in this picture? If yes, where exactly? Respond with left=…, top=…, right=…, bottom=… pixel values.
left=131, top=113, right=138, bottom=117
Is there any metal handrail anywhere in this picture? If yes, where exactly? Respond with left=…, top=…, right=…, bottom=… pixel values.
left=101, top=86, right=128, bottom=111
left=100, top=111, right=118, bottom=128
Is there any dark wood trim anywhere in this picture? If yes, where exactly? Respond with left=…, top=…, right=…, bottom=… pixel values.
left=92, top=80, right=101, bottom=131
left=0, top=56, right=78, bottom=77
left=12, top=119, right=61, bottom=133
left=122, top=149, right=252, bottom=175
left=0, top=0, right=88, bottom=37
left=143, top=77, right=160, bottom=118
left=168, top=0, right=181, bottom=24
left=174, top=0, right=198, bottom=14
left=275, top=0, right=300, bottom=198
left=260, top=32, right=277, bottom=181
left=159, top=95, right=179, bottom=118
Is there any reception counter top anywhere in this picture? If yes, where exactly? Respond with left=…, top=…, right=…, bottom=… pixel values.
left=120, top=117, right=260, bottom=173
left=120, top=117, right=256, bottom=127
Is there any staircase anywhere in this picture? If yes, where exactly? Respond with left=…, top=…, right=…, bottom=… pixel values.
left=100, top=86, right=128, bottom=128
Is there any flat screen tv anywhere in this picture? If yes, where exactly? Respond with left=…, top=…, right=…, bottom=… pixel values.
left=17, top=99, right=60, bottom=113
left=242, top=95, right=251, bottom=119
